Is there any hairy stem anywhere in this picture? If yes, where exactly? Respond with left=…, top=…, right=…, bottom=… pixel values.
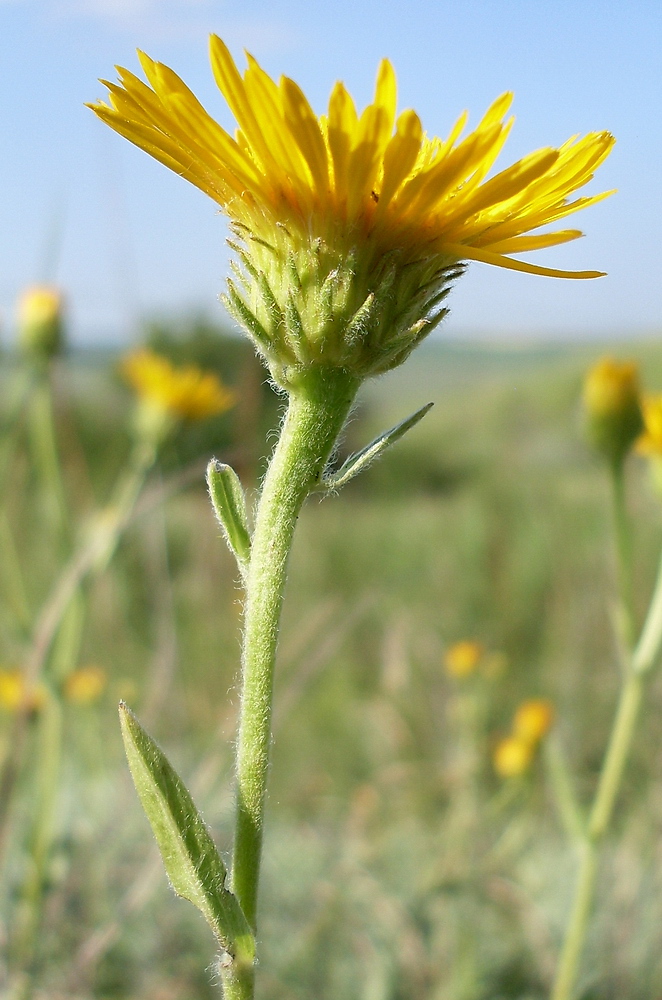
left=227, top=369, right=357, bottom=976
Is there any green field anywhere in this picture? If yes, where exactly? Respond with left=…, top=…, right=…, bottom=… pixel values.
left=2, top=333, right=662, bottom=999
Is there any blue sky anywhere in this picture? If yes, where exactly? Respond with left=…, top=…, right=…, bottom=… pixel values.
left=1, top=0, right=660, bottom=345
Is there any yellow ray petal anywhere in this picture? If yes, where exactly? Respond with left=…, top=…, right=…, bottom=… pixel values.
left=377, top=109, right=424, bottom=211
left=486, top=230, right=583, bottom=254
left=373, top=58, right=397, bottom=137
left=89, top=106, right=231, bottom=203
left=440, top=147, right=560, bottom=227
left=327, top=80, right=359, bottom=201
left=397, top=123, right=504, bottom=219
left=442, top=241, right=605, bottom=278
left=243, top=54, right=311, bottom=188
left=280, top=76, right=330, bottom=196
left=476, top=91, right=514, bottom=130
left=209, top=34, right=280, bottom=177
left=346, top=103, right=392, bottom=217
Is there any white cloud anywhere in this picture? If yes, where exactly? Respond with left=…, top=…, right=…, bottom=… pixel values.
left=45, top=0, right=299, bottom=52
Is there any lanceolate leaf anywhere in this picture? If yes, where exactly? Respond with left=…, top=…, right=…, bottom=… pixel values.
left=324, top=402, right=434, bottom=491
left=206, top=459, right=252, bottom=573
left=119, top=703, right=255, bottom=968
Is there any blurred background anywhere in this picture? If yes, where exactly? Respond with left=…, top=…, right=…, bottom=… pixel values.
left=2, top=2, right=662, bottom=999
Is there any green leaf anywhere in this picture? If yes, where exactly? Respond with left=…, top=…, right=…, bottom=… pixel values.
left=119, top=703, right=255, bottom=968
left=323, top=402, right=434, bottom=491
left=206, top=460, right=252, bottom=574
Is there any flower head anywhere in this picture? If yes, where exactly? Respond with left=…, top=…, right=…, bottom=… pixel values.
left=512, top=698, right=555, bottom=743
left=493, top=698, right=554, bottom=778
left=64, top=665, right=107, bottom=705
left=17, top=285, right=65, bottom=358
left=493, top=735, right=535, bottom=779
left=583, top=357, right=643, bottom=465
left=0, top=668, right=47, bottom=713
left=91, top=39, right=614, bottom=388
left=444, top=639, right=484, bottom=678
left=121, top=348, right=236, bottom=424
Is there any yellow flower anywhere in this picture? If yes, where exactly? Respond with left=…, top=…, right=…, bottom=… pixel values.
left=493, top=735, right=535, bottom=778
left=0, top=668, right=46, bottom=713
left=583, top=357, right=643, bottom=464
left=512, top=698, right=555, bottom=744
left=0, top=669, right=23, bottom=710
left=121, top=348, right=236, bottom=422
left=90, top=40, right=614, bottom=388
left=17, top=285, right=65, bottom=357
left=444, top=640, right=484, bottom=678
left=637, top=395, right=662, bottom=456
left=64, top=665, right=107, bottom=705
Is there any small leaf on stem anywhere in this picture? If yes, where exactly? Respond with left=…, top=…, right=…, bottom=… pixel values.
left=119, top=703, right=255, bottom=968
left=323, top=402, right=434, bottom=491
left=207, top=460, right=252, bottom=573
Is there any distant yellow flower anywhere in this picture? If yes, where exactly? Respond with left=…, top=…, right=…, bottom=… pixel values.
left=513, top=698, right=555, bottom=744
left=0, top=669, right=23, bottom=710
left=17, top=285, right=65, bottom=357
left=0, top=669, right=46, bottom=713
left=121, top=349, right=236, bottom=422
left=583, top=357, right=643, bottom=464
left=493, top=735, right=535, bottom=778
left=90, top=39, right=614, bottom=388
left=444, top=640, right=484, bottom=678
left=64, top=665, right=107, bottom=705
left=637, top=395, right=662, bottom=456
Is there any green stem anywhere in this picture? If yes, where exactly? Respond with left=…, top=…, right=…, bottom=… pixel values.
left=611, top=461, right=634, bottom=650
left=11, top=692, right=63, bottom=990
left=544, top=737, right=585, bottom=843
left=550, top=469, right=662, bottom=1000
left=550, top=842, right=598, bottom=1000
left=632, top=547, right=662, bottom=675
left=28, top=370, right=71, bottom=547
left=0, top=366, right=35, bottom=482
left=0, top=438, right=157, bottom=862
left=228, top=369, right=357, bottom=955
left=550, top=669, right=644, bottom=1000
left=0, top=509, right=32, bottom=633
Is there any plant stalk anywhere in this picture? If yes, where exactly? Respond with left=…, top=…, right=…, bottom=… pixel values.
left=550, top=668, right=643, bottom=1000
left=0, top=438, right=157, bottom=861
left=550, top=462, right=662, bottom=1000
left=225, top=368, right=357, bottom=997
left=610, top=460, right=634, bottom=650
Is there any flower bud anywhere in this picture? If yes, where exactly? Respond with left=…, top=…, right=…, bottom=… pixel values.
left=17, top=286, right=65, bottom=358
left=0, top=668, right=47, bottom=713
left=493, top=735, right=534, bottom=778
left=583, top=357, right=643, bottom=466
left=121, top=348, right=236, bottom=444
left=443, top=640, right=483, bottom=679
left=512, top=698, right=554, bottom=744
left=64, top=665, right=107, bottom=705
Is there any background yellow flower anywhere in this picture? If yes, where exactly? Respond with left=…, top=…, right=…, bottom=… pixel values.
left=444, top=640, right=484, bottom=678
left=493, top=735, right=535, bottom=779
left=121, top=348, right=236, bottom=422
